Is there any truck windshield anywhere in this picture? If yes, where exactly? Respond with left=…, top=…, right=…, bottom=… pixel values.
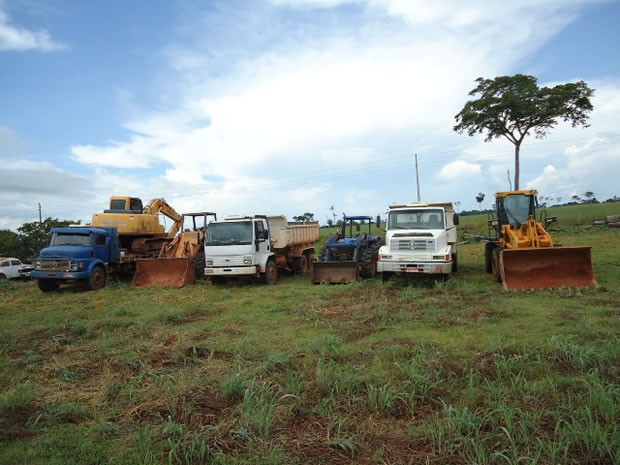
left=206, top=222, right=253, bottom=245
left=50, top=232, right=94, bottom=247
left=388, top=209, right=444, bottom=230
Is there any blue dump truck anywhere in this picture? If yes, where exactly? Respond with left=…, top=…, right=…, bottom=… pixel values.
left=32, top=226, right=136, bottom=292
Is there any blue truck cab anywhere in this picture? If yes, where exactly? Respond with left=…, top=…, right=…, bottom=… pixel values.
left=32, top=227, right=121, bottom=292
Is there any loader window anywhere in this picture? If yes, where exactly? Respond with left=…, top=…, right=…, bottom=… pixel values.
left=499, top=194, right=534, bottom=227
left=206, top=222, right=253, bottom=245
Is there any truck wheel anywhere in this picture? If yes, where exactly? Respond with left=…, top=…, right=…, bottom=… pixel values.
left=38, top=278, right=60, bottom=292
left=260, top=260, right=277, bottom=285
left=452, top=253, right=458, bottom=273
left=0, top=273, right=6, bottom=280
left=192, top=251, right=206, bottom=280
left=88, top=266, right=107, bottom=290
left=293, top=254, right=308, bottom=275
left=485, top=242, right=497, bottom=273
left=360, top=242, right=382, bottom=279
left=305, top=252, right=314, bottom=270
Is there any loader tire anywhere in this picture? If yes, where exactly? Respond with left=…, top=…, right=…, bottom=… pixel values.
left=360, top=242, right=383, bottom=279
left=485, top=242, right=497, bottom=273
left=491, top=248, right=503, bottom=283
left=192, top=251, right=205, bottom=280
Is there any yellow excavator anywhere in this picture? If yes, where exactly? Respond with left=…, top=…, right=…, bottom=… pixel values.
left=132, top=212, right=217, bottom=288
left=92, top=196, right=183, bottom=255
left=485, top=189, right=596, bottom=289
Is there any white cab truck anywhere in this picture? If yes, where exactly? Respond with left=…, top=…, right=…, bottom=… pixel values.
left=204, top=215, right=320, bottom=284
left=377, top=202, right=459, bottom=281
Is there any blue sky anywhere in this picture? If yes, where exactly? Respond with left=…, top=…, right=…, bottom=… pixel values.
left=1, top=0, right=619, bottom=231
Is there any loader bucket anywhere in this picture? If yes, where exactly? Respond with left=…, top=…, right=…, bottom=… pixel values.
left=132, top=257, right=196, bottom=288
left=500, top=246, right=596, bottom=290
left=312, top=261, right=359, bottom=284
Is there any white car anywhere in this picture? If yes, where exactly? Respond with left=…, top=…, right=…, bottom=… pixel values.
left=0, top=257, right=34, bottom=280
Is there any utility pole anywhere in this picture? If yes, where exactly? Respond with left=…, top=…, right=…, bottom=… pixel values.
left=415, top=153, right=421, bottom=201
left=38, top=203, right=42, bottom=223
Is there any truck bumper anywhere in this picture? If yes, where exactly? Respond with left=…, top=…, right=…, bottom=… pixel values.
left=31, top=270, right=91, bottom=280
left=377, top=260, right=452, bottom=275
left=205, top=266, right=260, bottom=277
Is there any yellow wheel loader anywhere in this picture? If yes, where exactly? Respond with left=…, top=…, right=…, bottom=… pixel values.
left=132, top=212, right=217, bottom=288
left=485, top=190, right=596, bottom=290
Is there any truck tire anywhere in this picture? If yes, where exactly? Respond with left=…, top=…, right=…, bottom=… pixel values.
left=293, top=254, right=308, bottom=274
left=0, top=273, right=6, bottom=280
left=260, top=260, right=277, bottom=285
left=192, top=251, right=206, bottom=280
left=452, top=253, right=458, bottom=273
left=360, top=241, right=383, bottom=279
left=305, top=252, right=314, bottom=270
left=38, top=278, right=60, bottom=292
left=87, top=266, right=107, bottom=290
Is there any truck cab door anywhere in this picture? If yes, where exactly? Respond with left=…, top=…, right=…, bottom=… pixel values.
left=255, top=220, right=271, bottom=259
left=93, top=234, right=110, bottom=263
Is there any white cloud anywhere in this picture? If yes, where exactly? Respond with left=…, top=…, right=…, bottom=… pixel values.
left=438, top=160, right=482, bottom=181
left=0, top=8, right=64, bottom=52
left=3, top=0, right=619, bottom=231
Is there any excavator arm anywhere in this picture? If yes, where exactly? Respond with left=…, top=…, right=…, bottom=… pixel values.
left=143, top=198, right=184, bottom=237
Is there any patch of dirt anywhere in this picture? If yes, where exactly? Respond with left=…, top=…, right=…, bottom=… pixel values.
left=123, top=387, right=234, bottom=429
left=0, top=402, right=41, bottom=441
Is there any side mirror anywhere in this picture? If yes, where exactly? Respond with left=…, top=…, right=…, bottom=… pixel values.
left=453, top=213, right=459, bottom=225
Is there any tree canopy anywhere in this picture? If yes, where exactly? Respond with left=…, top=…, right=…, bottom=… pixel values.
left=17, top=217, right=80, bottom=259
left=454, top=74, right=594, bottom=190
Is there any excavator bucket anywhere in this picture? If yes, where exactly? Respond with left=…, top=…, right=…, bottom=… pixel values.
left=132, top=257, right=196, bottom=288
left=312, top=261, right=359, bottom=284
left=500, top=246, right=596, bottom=290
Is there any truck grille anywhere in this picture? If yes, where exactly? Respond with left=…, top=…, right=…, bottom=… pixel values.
left=38, top=261, right=71, bottom=271
left=390, top=238, right=435, bottom=251
left=211, top=256, right=246, bottom=267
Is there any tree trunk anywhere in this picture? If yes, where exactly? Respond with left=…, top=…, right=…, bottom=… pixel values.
left=514, top=142, right=520, bottom=190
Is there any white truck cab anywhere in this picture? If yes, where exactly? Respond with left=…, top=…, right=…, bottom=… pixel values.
left=204, top=215, right=319, bottom=284
left=377, top=201, right=459, bottom=281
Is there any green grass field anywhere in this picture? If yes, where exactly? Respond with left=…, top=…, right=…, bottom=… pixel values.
left=1, top=204, right=619, bottom=465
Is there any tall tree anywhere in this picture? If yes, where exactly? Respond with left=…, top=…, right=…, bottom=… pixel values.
left=454, top=74, right=594, bottom=190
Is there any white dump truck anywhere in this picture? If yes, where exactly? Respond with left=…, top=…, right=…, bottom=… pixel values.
left=377, top=201, right=459, bottom=281
left=204, top=215, right=320, bottom=284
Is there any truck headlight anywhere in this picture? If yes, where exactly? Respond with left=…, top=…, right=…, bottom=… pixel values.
left=379, top=254, right=392, bottom=260
left=433, top=255, right=450, bottom=261
left=243, top=256, right=253, bottom=265
left=206, top=259, right=213, bottom=267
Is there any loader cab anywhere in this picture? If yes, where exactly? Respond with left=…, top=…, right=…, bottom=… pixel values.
left=496, top=191, right=536, bottom=228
